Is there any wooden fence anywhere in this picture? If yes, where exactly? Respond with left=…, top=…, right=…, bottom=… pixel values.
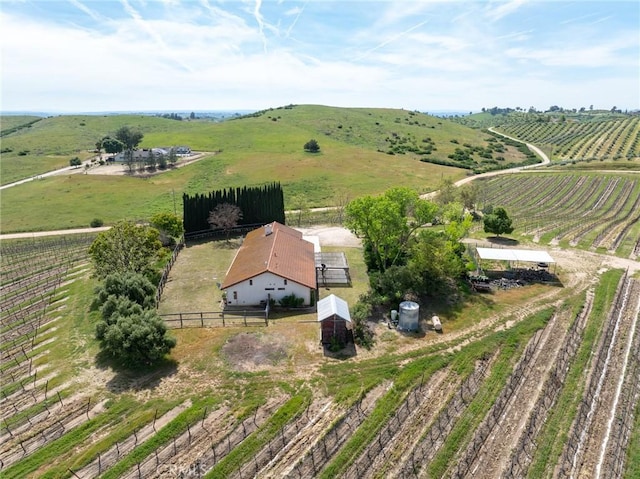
left=155, top=241, right=184, bottom=307
left=184, top=223, right=263, bottom=242
left=160, top=310, right=268, bottom=329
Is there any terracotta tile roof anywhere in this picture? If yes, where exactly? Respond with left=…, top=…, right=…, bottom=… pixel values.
left=221, top=222, right=317, bottom=289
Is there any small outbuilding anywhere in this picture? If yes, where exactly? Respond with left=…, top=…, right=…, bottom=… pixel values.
left=317, top=294, right=353, bottom=346
left=475, top=247, right=556, bottom=272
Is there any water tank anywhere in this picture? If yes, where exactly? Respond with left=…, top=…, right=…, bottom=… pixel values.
left=397, top=301, right=419, bottom=331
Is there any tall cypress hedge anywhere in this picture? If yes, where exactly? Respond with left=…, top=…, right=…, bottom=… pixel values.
left=182, top=182, right=285, bottom=235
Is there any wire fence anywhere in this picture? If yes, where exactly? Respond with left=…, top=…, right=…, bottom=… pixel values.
left=502, top=291, right=594, bottom=478
left=557, top=272, right=631, bottom=478
left=449, top=328, right=545, bottom=478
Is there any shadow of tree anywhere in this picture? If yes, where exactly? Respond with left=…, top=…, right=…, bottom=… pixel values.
left=95, top=351, right=179, bottom=394
left=487, top=236, right=519, bottom=246
left=323, top=342, right=357, bottom=359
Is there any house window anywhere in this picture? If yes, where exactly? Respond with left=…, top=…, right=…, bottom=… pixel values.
left=249, top=280, right=253, bottom=286
left=278, top=287, right=285, bottom=290
left=265, top=287, right=274, bottom=291
left=233, top=291, right=237, bottom=300
left=284, top=279, right=288, bottom=285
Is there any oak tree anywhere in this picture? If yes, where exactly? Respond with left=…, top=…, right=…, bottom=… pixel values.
left=483, top=207, right=514, bottom=236
left=88, top=220, right=162, bottom=279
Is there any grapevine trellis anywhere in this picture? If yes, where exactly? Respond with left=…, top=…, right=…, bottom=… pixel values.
left=478, top=173, right=640, bottom=257
left=502, top=291, right=595, bottom=478
left=280, top=393, right=376, bottom=478
left=0, top=235, right=94, bottom=473
left=599, top=303, right=640, bottom=479
left=394, top=359, right=491, bottom=478
left=495, top=116, right=640, bottom=162
left=447, top=328, right=547, bottom=478
left=557, top=273, right=638, bottom=478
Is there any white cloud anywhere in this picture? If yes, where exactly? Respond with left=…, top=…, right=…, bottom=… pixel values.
left=505, top=31, right=639, bottom=68
left=484, top=0, right=529, bottom=22
left=0, top=1, right=637, bottom=112
left=67, top=0, right=106, bottom=22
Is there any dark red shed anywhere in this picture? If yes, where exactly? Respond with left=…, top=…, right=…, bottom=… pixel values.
left=317, top=294, right=352, bottom=346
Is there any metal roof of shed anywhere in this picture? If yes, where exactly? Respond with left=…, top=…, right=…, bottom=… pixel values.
left=317, top=294, right=351, bottom=322
left=476, top=247, right=555, bottom=264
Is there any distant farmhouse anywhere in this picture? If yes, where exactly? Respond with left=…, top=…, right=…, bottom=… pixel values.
left=221, top=222, right=317, bottom=307
left=112, top=146, right=191, bottom=162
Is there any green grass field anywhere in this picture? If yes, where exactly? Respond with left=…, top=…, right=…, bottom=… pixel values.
left=5, top=105, right=533, bottom=232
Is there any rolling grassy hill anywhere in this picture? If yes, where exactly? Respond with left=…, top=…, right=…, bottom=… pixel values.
left=0, top=114, right=216, bottom=184
left=0, top=105, right=535, bottom=233
left=0, top=115, right=43, bottom=136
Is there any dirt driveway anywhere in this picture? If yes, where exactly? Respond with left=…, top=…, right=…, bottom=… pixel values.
left=296, top=225, right=362, bottom=247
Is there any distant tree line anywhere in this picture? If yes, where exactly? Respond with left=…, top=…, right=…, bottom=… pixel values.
left=482, top=106, right=516, bottom=116
left=0, top=118, right=42, bottom=137
left=159, top=113, right=183, bottom=121
left=182, top=182, right=285, bottom=236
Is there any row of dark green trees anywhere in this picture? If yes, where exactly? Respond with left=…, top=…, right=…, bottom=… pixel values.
left=182, top=182, right=285, bottom=236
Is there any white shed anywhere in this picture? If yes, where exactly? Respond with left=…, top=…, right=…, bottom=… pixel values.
left=317, top=294, right=352, bottom=346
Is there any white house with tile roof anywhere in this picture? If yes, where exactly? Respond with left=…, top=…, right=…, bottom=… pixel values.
left=221, top=222, right=317, bottom=307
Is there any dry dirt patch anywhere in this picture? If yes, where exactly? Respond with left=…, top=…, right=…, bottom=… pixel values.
left=221, top=332, right=290, bottom=372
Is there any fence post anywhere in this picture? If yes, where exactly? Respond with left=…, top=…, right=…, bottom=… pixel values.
left=180, top=313, right=183, bottom=329
left=201, top=312, right=204, bottom=328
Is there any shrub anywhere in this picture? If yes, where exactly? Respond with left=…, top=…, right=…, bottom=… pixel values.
left=351, top=298, right=375, bottom=349
left=329, top=336, right=343, bottom=352
left=303, top=139, right=320, bottom=153
left=279, top=293, right=304, bottom=308
left=90, top=218, right=104, bottom=227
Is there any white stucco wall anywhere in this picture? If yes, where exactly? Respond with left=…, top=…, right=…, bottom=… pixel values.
left=224, top=272, right=312, bottom=306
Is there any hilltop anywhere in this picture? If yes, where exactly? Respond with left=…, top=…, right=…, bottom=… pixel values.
left=0, top=105, right=534, bottom=233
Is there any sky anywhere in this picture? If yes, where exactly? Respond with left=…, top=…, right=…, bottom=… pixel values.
left=1, top=0, right=638, bottom=113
